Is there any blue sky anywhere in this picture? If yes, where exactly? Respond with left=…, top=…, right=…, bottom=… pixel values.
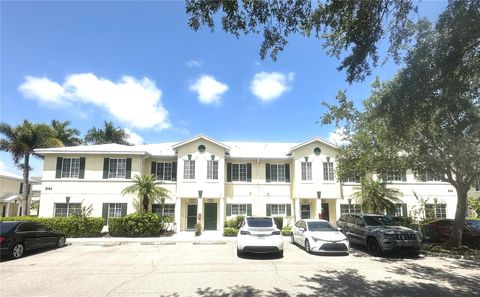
left=0, top=1, right=446, bottom=176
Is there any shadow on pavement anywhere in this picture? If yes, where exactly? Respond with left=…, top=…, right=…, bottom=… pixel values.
left=0, top=245, right=67, bottom=262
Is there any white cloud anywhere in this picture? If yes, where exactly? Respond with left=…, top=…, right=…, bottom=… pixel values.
left=328, top=127, right=350, bottom=146
left=189, top=75, right=228, bottom=105
left=0, top=159, right=6, bottom=170
left=186, top=59, right=203, bottom=68
left=250, top=71, right=294, bottom=102
left=19, top=73, right=170, bottom=130
left=124, top=129, right=144, bottom=145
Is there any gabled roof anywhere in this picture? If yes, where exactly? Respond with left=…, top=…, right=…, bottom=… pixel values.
left=171, top=134, right=230, bottom=151
left=289, top=137, right=338, bottom=152
left=34, top=143, right=147, bottom=155
left=223, top=142, right=296, bottom=159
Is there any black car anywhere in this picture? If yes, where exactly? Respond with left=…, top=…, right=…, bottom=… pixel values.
left=0, top=221, right=66, bottom=259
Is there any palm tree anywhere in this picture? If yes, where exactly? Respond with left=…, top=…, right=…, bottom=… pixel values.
left=351, top=177, right=402, bottom=214
left=0, top=120, right=63, bottom=215
left=84, top=121, right=131, bottom=145
left=51, top=120, right=83, bottom=146
left=121, top=174, right=169, bottom=213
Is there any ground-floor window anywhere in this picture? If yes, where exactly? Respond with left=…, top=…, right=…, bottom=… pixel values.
left=393, top=203, right=408, bottom=217
left=425, top=203, right=447, bottom=220
left=152, top=203, right=175, bottom=217
left=231, top=204, right=247, bottom=216
left=340, top=204, right=361, bottom=214
left=301, top=204, right=311, bottom=219
left=267, top=204, right=291, bottom=216
left=54, top=203, right=82, bottom=217
left=102, top=203, right=127, bottom=225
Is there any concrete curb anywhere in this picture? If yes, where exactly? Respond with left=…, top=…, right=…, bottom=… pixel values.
left=423, top=250, right=480, bottom=261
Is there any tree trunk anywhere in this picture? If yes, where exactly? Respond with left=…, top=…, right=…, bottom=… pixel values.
left=143, top=194, right=149, bottom=213
left=22, top=154, right=30, bottom=216
left=449, top=187, right=468, bottom=247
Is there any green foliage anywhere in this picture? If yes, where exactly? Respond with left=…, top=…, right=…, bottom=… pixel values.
left=186, top=0, right=415, bottom=83
left=195, top=223, right=202, bottom=236
left=51, top=120, right=83, bottom=146
left=223, top=227, right=238, bottom=237
left=282, top=226, right=292, bottom=236
left=108, top=212, right=172, bottom=237
left=468, top=197, right=480, bottom=218
left=351, top=178, right=401, bottom=214
left=0, top=216, right=104, bottom=237
left=224, top=216, right=245, bottom=229
left=394, top=217, right=413, bottom=227
left=122, top=174, right=170, bottom=213
left=84, top=121, right=132, bottom=145
left=273, top=217, right=283, bottom=230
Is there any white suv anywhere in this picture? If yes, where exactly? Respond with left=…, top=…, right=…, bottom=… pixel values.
left=236, top=217, right=284, bottom=257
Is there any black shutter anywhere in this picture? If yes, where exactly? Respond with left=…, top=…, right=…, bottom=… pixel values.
left=266, top=163, right=271, bottom=183
left=285, top=164, right=290, bottom=182
left=266, top=204, right=271, bottom=216
left=103, top=158, right=109, bottom=179
left=227, top=163, right=232, bottom=182
left=102, top=203, right=108, bottom=225
left=121, top=203, right=128, bottom=216
left=246, top=163, right=252, bottom=182
left=172, top=162, right=177, bottom=181
left=247, top=204, right=252, bottom=216
left=79, top=157, right=86, bottom=179
left=151, top=161, right=157, bottom=178
left=226, top=204, right=231, bottom=216
left=402, top=204, right=408, bottom=218
left=19, top=183, right=23, bottom=194
left=55, top=157, right=63, bottom=179
left=126, top=158, right=132, bottom=179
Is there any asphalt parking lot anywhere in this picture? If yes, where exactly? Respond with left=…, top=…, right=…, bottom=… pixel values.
left=1, top=239, right=479, bottom=297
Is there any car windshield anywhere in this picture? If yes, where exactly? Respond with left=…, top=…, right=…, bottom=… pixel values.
left=0, top=222, right=18, bottom=234
left=247, top=218, right=273, bottom=227
left=307, top=221, right=337, bottom=232
left=363, top=216, right=399, bottom=226
left=466, top=220, right=480, bottom=231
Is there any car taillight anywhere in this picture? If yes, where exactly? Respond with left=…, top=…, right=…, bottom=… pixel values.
left=271, top=230, right=281, bottom=235
left=240, top=230, right=250, bottom=235
left=0, top=236, right=5, bottom=243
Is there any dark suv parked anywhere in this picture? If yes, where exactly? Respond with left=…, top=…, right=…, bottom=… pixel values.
left=336, top=214, right=421, bottom=256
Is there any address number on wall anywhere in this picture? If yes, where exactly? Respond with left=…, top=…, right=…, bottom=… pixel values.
left=45, top=187, right=53, bottom=191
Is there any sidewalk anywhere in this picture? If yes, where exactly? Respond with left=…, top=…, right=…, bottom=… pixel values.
left=67, top=230, right=237, bottom=245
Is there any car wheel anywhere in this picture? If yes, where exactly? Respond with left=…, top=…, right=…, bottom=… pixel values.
left=277, top=250, right=284, bottom=258
left=291, top=234, right=295, bottom=244
left=407, top=250, right=420, bottom=258
left=10, top=242, right=25, bottom=259
left=367, top=238, right=382, bottom=256
left=305, top=239, right=311, bottom=254
left=237, top=249, right=243, bottom=258
left=57, top=236, right=66, bottom=248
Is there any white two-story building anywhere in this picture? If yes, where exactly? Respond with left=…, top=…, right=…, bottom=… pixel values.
left=34, top=135, right=459, bottom=231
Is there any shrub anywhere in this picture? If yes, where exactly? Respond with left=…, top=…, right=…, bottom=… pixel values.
left=224, top=216, right=245, bottom=229
left=282, top=226, right=292, bottom=236
left=0, top=216, right=103, bottom=237
left=195, top=223, right=202, bottom=236
left=108, top=212, right=173, bottom=237
left=273, top=216, right=283, bottom=230
left=394, top=216, right=413, bottom=227
left=223, top=227, right=238, bottom=237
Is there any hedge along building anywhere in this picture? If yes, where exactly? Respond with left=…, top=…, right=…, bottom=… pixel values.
left=34, top=135, right=458, bottom=231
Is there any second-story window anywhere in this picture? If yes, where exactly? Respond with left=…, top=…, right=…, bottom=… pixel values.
left=426, top=172, right=442, bottom=182
left=184, top=160, right=195, bottom=180
left=207, top=160, right=218, bottom=180
left=323, top=161, right=334, bottom=181
left=266, top=163, right=290, bottom=182
left=232, top=164, right=247, bottom=181
left=109, top=158, right=127, bottom=178
left=301, top=162, right=312, bottom=181
left=381, top=170, right=406, bottom=182
left=61, top=158, right=80, bottom=178
left=345, top=173, right=361, bottom=183
left=157, top=162, right=172, bottom=181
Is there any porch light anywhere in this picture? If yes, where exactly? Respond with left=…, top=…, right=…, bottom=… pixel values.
left=316, top=191, right=321, bottom=199
left=198, top=190, right=203, bottom=198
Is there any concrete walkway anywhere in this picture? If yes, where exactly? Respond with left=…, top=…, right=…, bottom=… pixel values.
left=67, top=230, right=237, bottom=244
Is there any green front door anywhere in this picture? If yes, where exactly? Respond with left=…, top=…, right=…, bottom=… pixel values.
left=187, top=204, right=197, bottom=230
left=204, top=203, right=217, bottom=230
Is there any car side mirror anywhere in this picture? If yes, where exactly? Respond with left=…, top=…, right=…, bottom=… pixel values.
left=299, top=228, right=305, bottom=232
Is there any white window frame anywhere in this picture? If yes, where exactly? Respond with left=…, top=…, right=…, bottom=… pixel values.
left=207, top=160, right=219, bottom=180
left=156, top=162, right=173, bottom=181
left=152, top=203, right=175, bottom=217
left=425, top=203, right=447, bottom=219
left=301, top=162, right=312, bottom=181
left=382, top=170, right=406, bottom=182
left=270, top=164, right=286, bottom=182
left=232, top=164, right=247, bottom=182
left=231, top=204, right=248, bottom=216
left=109, top=158, right=127, bottom=179
left=183, top=160, right=195, bottom=180
left=426, top=172, right=442, bottom=182
left=108, top=203, right=123, bottom=219
left=61, top=157, right=80, bottom=178
left=54, top=203, right=82, bottom=217
left=340, top=204, right=361, bottom=214
left=271, top=204, right=287, bottom=216
left=323, top=162, right=334, bottom=181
